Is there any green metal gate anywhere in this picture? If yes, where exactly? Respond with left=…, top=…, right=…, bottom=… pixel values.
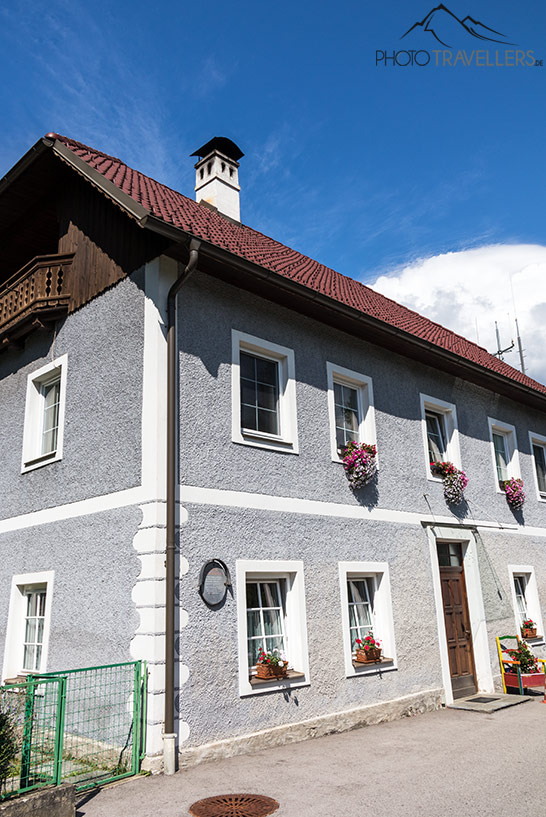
left=0, top=661, right=147, bottom=800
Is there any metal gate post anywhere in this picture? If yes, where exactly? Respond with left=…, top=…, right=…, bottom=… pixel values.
left=132, top=662, right=142, bottom=774
left=140, top=662, right=148, bottom=762
left=53, top=676, right=67, bottom=785
left=19, top=678, right=37, bottom=790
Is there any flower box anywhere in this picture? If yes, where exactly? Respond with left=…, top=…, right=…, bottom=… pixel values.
left=504, top=671, right=545, bottom=689
left=430, top=461, right=468, bottom=505
left=522, top=627, right=537, bottom=639
left=255, top=663, right=288, bottom=679
left=355, top=648, right=382, bottom=664
left=341, top=441, right=377, bottom=489
left=502, top=477, right=525, bottom=509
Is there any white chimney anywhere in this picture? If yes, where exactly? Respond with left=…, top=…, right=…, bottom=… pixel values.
left=191, top=137, right=244, bottom=222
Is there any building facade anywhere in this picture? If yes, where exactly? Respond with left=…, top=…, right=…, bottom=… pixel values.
left=1, top=133, right=546, bottom=768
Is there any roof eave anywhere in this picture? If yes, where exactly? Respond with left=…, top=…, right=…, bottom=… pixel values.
left=0, top=136, right=52, bottom=199
left=4, top=138, right=542, bottom=410
left=51, top=140, right=150, bottom=224
left=192, top=237, right=546, bottom=413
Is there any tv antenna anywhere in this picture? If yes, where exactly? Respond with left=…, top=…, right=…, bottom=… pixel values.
left=493, top=321, right=514, bottom=361
left=509, top=273, right=526, bottom=375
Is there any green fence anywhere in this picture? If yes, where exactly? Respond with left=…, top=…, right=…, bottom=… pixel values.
left=0, top=661, right=147, bottom=801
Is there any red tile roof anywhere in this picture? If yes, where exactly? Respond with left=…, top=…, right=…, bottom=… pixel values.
left=50, top=134, right=546, bottom=397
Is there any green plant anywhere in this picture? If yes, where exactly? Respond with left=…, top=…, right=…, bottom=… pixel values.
left=430, top=460, right=469, bottom=504
left=0, top=701, right=18, bottom=791
left=355, top=633, right=381, bottom=653
left=341, top=442, right=377, bottom=489
left=256, top=648, right=287, bottom=667
left=508, top=640, right=541, bottom=673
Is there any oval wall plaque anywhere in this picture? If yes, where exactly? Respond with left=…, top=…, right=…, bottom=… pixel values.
left=198, top=560, right=231, bottom=607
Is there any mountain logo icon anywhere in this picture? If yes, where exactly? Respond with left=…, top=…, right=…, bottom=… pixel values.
left=401, top=4, right=517, bottom=48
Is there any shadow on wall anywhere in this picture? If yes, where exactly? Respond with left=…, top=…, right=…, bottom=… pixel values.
left=176, top=271, right=541, bottom=460
left=351, top=474, right=379, bottom=510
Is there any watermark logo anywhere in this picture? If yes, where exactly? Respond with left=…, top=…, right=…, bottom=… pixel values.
left=401, top=5, right=515, bottom=48
left=376, top=4, right=542, bottom=68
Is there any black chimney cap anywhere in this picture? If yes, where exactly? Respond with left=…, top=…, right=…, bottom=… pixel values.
left=191, top=137, right=244, bottom=162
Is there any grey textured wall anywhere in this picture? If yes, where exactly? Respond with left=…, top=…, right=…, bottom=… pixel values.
left=175, top=270, right=546, bottom=748
left=0, top=506, right=141, bottom=671
left=476, top=528, right=546, bottom=662
left=0, top=270, right=145, bottom=521
left=177, top=271, right=546, bottom=529
left=178, top=504, right=442, bottom=746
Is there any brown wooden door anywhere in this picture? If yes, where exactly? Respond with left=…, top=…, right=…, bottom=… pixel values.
left=438, top=543, right=477, bottom=699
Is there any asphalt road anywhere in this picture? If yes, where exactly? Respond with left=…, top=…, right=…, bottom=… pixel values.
left=77, top=698, right=545, bottom=817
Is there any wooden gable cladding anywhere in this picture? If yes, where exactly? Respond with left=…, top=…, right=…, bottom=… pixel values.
left=55, top=171, right=166, bottom=312
left=0, top=157, right=168, bottom=353
left=0, top=152, right=62, bottom=283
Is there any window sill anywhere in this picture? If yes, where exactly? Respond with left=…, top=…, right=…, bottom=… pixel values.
left=349, top=657, right=397, bottom=677
left=3, top=674, right=28, bottom=685
left=22, top=452, right=61, bottom=473
left=241, top=669, right=308, bottom=696
left=249, top=669, right=305, bottom=687
left=233, top=432, right=298, bottom=454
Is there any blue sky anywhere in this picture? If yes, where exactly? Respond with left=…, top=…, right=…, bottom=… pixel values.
left=1, top=0, right=545, bottom=379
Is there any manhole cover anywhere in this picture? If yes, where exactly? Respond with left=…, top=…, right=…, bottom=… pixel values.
left=466, top=696, right=500, bottom=704
left=189, top=794, right=279, bottom=817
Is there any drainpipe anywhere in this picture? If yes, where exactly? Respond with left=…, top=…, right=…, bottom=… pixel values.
left=164, top=238, right=200, bottom=775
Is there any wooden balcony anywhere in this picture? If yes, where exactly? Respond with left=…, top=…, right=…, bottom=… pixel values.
left=0, top=254, right=74, bottom=350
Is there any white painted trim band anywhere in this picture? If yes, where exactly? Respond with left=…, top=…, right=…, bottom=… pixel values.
left=179, top=485, right=546, bottom=537
left=0, top=487, right=148, bottom=534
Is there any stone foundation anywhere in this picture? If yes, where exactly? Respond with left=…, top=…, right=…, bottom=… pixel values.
left=0, top=784, right=75, bottom=817
left=174, top=688, right=443, bottom=770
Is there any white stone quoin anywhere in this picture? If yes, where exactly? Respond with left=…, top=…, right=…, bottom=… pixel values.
left=192, top=137, right=244, bottom=222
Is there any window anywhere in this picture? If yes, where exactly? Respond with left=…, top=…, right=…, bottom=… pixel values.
left=513, top=576, right=528, bottom=626
left=231, top=331, right=298, bottom=453
left=22, top=587, right=47, bottom=672
left=420, top=395, right=460, bottom=477
left=529, top=432, right=546, bottom=500
left=246, top=580, right=287, bottom=668
left=425, top=410, right=447, bottom=462
left=2, top=572, right=54, bottom=681
left=347, top=578, right=374, bottom=650
left=326, top=363, right=375, bottom=461
left=437, top=541, right=463, bottom=567
left=22, top=355, right=68, bottom=472
left=487, top=418, right=519, bottom=492
left=339, top=562, right=397, bottom=677
left=240, top=352, right=279, bottom=437
left=508, top=566, right=543, bottom=639
left=492, top=432, right=509, bottom=484
left=236, top=560, right=309, bottom=696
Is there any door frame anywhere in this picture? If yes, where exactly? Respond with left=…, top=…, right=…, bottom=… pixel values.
left=426, top=524, right=494, bottom=704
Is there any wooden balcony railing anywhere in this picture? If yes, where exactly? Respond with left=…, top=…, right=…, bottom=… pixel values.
left=0, top=254, right=74, bottom=349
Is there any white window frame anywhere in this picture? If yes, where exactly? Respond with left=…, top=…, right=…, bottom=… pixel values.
left=236, top=559, right=309, bottom=696
left=487, top=418, right=520, bottom=493
left=326, top=363, right=376, bottom=463
left=246, top=578, right=287, bottom=669
left=420, top=394, right=461, bottom=480
left=508, top=565, right=544, bottom=641
left=2, top=571, right=54, bottom=681
left=338, top=561, right=397, bottom=678
left=231, top=330, right=298, bottom=453
left=529, top=431, right=546, bottom=502
left=21, top=355, right=68, bottom=472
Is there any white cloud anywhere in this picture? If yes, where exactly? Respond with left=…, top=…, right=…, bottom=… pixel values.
left=369, top=245, right=546, bottom=388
